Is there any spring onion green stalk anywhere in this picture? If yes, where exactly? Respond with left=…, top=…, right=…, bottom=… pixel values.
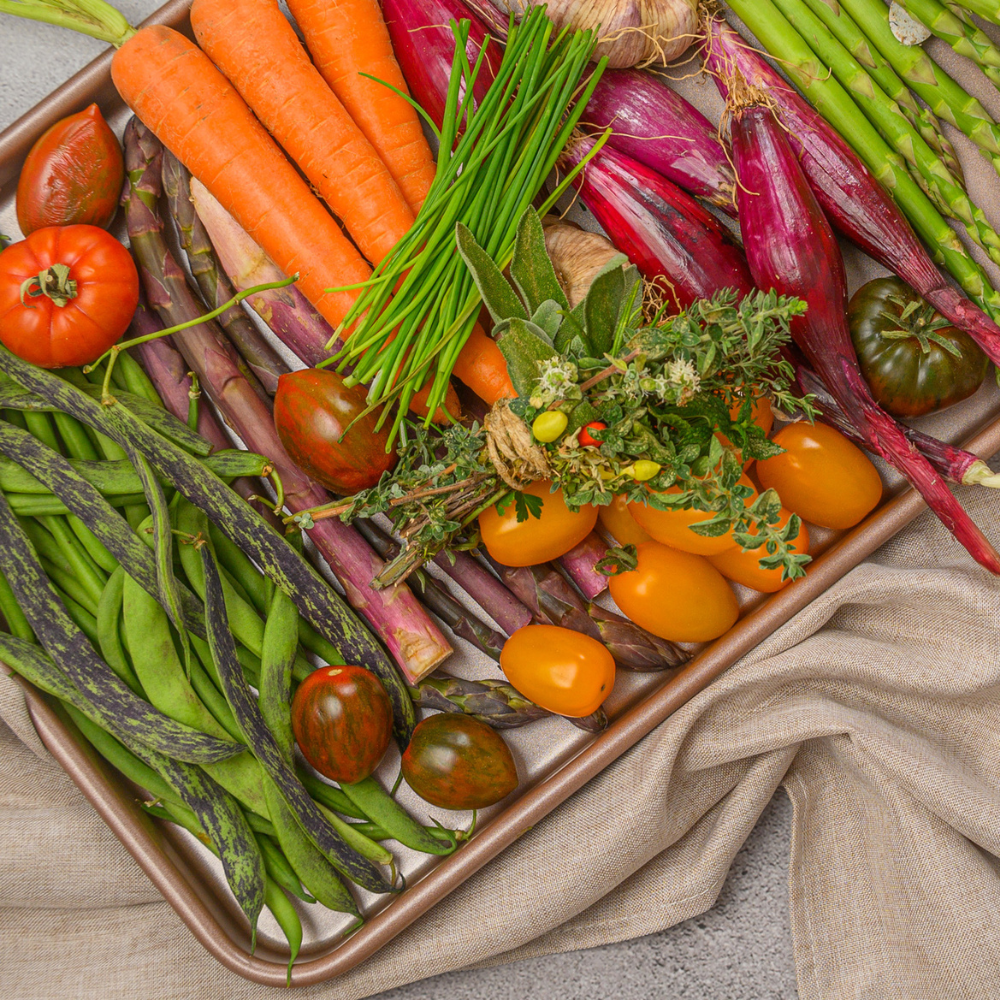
left=840, top=0, right=1000, bottom=172
left=768, top=0, right=1000, bottom=262
left=326, top=8, right=608, bottom=444
left=800, top=0, right=963, bottom=183
left=722, top=0, right=1000, bottom=322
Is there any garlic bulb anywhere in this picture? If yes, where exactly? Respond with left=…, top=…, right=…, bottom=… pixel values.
left=484, top=0, right=698, bottom=68
left=544, top=223, right=624, bottom=308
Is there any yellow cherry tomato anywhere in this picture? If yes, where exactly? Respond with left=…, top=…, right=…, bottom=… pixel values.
left=598, top=494, right=652, bottom=547
left=609, top=542, right=739, bottom=643
left=479, top=480, right=598, bottom=566
left=756, top=422, right=882, bottom=530
left=500, top=624, right=615, bottom=717
left=532, top=410, right=568, bottom=442
left=628, top=473, right=757, bottom=556
left=708, top=507, right=810, bottom=594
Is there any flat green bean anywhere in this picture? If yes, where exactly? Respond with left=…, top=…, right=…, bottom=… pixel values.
left=23, top=411, right=60, bottom=452
left=256, top=832, right=314, bottom=904
left=341, top=777, right=457, bottom=856
left=0, top=568, right=33, bottom=641
left=39, top=515, right=107, bottom=606
left=49, top=584, right=99, bottom=644
left=46, top=567, right=99, bottom=618
left=52, top=411, right=99, bottom=461
left=67, top=514, right=118, bottom=574
left=96, top=568, right=143, bottom=696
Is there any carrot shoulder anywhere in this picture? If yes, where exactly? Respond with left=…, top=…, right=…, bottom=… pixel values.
left=189, top=0, right=413, bottom=266
left=111, top=26, right=370, bottom=329
left=285, top=0, right=438, bottom=213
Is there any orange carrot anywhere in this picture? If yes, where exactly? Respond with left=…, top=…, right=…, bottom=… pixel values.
left=286, top=0, right=438, bottom=213
left=189, top=0, right=414, bottom=266
left=452, top=324, right=516, bottom=405
left=111, top=26, right=371, bottom=330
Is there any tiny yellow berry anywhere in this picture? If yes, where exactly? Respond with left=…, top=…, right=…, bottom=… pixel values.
left=532, top=410, right=568, bottom=443
left=631, top=460, right=661, bottom=482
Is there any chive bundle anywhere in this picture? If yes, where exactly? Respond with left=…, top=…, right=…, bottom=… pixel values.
left=327, top=7, right=609, bottom=443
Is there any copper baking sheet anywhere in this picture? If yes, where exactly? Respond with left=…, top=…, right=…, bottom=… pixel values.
left=4, top=1, right=1000, bottom=986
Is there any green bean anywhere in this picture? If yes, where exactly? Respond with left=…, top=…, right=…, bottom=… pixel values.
left=255, top=832, right=315, bottom=904
left=345, top=820, right=458, bottom=844
left=297, top=769, right=367, bottom=821
left=263, top=778, right=361, bottom=918
left=199, top=535, right=391, bottom=893
left=117, top=351, right=161, bottom=406
left=209, top=523, right=272, bottom=616
left=22, top=411, right=60, bottom=452
left=313, top=800, right=395, bottom=868
left=46, top=566, right=99, bottom=618
left=67, top=514, right=118, bottom=574
left=52, top=411, right=100, bottom=461
left=3, top=409, right=27, bottom=429
left=259, top=586, right=299, bottom=763
left=264, top=878, right=302, bottom=982
left=4, top=493, right=149, bottom=517
left=243, top=810, right=277, bottom=837
left=39, top=515, right=107, bottom=606
left=297, top=619, right=345, bottom=668
left=62, top=703, right=180, bottom=806
left=96, top=568, right=143, bottom=696
left=341, top=777, right=458, bottom=856
left=124, top=503, right=152, bottom=531
left=0, top=568, right=33, bottom=641
left=189, top=648, right=243, bottom=742
left=50, top=584, right=100, bottom=644
left=221, top=564, right=257, bottom=612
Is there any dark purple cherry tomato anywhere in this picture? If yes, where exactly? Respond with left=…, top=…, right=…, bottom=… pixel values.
left=401, top=713, right=518, bottom=810
left=273, top=368, right=397, bottom=493
left=291, top=665, right=392, bottom=784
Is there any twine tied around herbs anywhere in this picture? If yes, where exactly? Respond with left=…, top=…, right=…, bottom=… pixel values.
left=484, top=399, right=554, bottom=491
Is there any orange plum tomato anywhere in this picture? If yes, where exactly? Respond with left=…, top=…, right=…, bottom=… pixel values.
left=708, top=508, right=810, bottom=594
left=401, top=713, right=519, bottom=810
left=717, top=391, right=774, bottom=468
left=756, top=422, right=882, bottom=530
left=0, top=225, right=139, bottom=368
left=628, top=474, right=757, bottom=556
left=609, top=542, right=739, bottom=643
left=598, top=494, right=652, bottom=547
left=290, top=665, right=393, bottom=784
left=273, top=368, right=397, bottom=494
left=499, top=624, right=615, bottom=717
left=478, top=480, right=598, bottom=567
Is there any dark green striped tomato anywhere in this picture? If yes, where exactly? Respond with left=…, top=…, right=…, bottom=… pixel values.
left=291, top=665, right=392, bottom=784
left=273, top=368, right=397, bottom=494
left=401, top=713, right=518, bottom=811
left=848, top=277, right=988, bottom=418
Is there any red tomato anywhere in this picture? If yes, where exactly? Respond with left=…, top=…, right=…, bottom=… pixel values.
left=628, top=474, right=757, bottom=556
left=291, top=665, right=393, bottom=784
left=478, top=480, right=598, bottom=566
left=708, top=508, right=810, bottom=593
left=597, top=494, right=652, bottom=547
left=579, top=420, right=607, bottom=447
left=500, top=624, right=615, bottom=717
left=16, top=105, right=124, bottom=235
left=756, top=422, right=883, bottom=530
left=274, top=368, right=397, bottom=493
left=609, top=541, right=739, bottom=643
left=401, top=713, right=518, bottom=810
left=0, top=226, right=139, bottom=368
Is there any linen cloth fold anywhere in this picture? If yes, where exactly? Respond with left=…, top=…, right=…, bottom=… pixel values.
left=5, top=487, right=1000, bottom=999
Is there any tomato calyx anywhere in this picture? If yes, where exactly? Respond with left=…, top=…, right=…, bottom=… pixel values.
left=595, top=543, right=638, bottom=577
left=877, top=293, right=961, bottom=358
left=19, top=263, right=78, bottom=308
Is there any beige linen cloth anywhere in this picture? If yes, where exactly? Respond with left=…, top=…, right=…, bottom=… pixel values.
left=6, top=17, right=1000, bottom=1000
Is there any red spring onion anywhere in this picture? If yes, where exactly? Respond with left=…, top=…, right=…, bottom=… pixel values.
left=730, top=97, right=1000, bottom=574
left=703, top=19, right=1000, bottom=367
left=558, top=532, right=610, bottom=599
left=382, top=0, right=503, bottom=131
left=582, top=68, right=736, bottom=212
left=793, top=362, right=1000, bottom=488
left=560, top=136, right=753, bottom=311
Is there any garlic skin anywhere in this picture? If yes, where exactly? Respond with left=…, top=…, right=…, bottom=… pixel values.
left=544, top=223, right=623, bottom=308
left=485, top=0, right=698, bottom=68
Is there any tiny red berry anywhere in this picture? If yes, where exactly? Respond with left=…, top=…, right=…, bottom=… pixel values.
left=579, top=421, right=607, bottom=448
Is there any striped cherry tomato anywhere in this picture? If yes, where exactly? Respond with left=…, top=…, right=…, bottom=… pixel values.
left=500, top=624, right=615, bottom=717
left=479, top=480, right=597, bottom=566
left=609, top=542, right=738, bottom=643
left=708, top=507, right=810, bottom=593
left=598, top=494, right=652, bottom=547
left=291, top=665, right=392, bottom=784
left=756, top=422, right=882, bottom=530
left=628, top=474, right=756, bottom=556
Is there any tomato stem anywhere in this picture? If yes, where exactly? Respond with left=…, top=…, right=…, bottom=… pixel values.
left=19, top=263, right=78, bottom=308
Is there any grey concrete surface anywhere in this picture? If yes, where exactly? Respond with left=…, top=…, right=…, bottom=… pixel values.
left=0, top=10, right=799, bottom=997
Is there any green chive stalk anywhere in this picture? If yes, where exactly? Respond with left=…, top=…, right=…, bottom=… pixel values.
left=723, top=0, right=1000, bottom=322
left=800, top=0, right=964, bottom=184
left=898, top=0, right=1000, bottom=84
left=769, top=0, right=1000, bottom=264
left=841, top=0, right=1000, bottom=172
left=325, top=9, right=608, bottom=445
